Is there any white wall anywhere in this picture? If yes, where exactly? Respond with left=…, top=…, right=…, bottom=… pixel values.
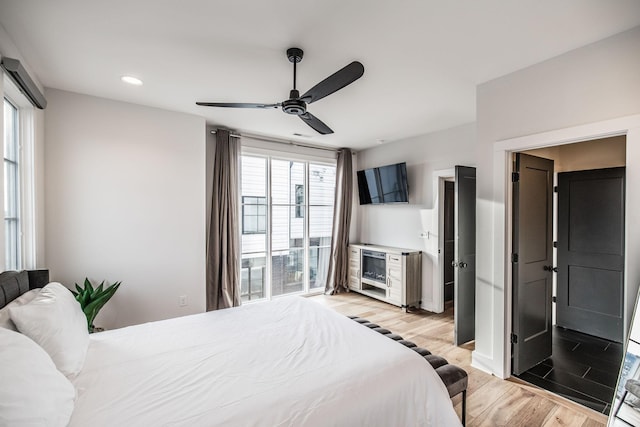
left=475, top=26, right=640, bottom=377
left=354, top=122, right=475, bottom=311
left=45, top=89, right=206, bottom=328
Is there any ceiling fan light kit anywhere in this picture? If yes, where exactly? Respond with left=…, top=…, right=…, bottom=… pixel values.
left=196, top=47, right=364, bottom=135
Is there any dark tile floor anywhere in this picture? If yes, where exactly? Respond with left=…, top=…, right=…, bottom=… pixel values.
left=516, top=326, right=624, bottom=415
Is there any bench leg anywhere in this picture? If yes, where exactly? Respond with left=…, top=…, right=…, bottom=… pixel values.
left=461, top=389, right=466, bottom=426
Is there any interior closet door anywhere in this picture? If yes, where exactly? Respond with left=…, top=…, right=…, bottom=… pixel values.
left=512, top=153, right=554, bottom=375
left=454, top=165, right=476, bottom=345
left=556, top=167, right=625, bottom=343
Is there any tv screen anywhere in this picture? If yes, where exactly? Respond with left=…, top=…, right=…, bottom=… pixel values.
left=357, top=162, right=408, bottom=205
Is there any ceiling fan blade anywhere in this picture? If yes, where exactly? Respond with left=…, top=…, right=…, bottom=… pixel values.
left=300, top=61, right=364, bottom=104
left=299, top=112, right=334, bottom=135
left=196, top=102, right=280, bottom=109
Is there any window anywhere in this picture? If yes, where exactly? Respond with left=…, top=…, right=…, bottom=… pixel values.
left=242, top=196, right=266, bottom=234
left=3, top=98, right=20, bottom=270
left=239, top=154, right=336, bottom=302
left=3, top=78, right=36, bottom=271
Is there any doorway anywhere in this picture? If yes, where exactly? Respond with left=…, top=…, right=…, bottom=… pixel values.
left=443, top=180, right=454, bottom=305
left=511, top=136, right=626, bottom=414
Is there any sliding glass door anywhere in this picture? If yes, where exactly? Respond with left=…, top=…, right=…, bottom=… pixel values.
left=240, top=154, right=335, bottom=302
left=271, top=159, right=305, bottom=296
left=309, top=164, right=336, bottom=291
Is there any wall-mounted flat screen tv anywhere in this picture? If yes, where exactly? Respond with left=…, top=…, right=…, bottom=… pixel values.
left=357, top=162, right=409, bottom=205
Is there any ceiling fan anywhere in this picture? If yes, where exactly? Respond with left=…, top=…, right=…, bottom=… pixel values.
left=196, top=48, right=364, bottom=135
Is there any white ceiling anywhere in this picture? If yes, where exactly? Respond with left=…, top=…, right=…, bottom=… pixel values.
left=1, top=1, right=639, bottom=150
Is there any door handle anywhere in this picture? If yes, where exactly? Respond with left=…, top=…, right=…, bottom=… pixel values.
left=452, top=261, right=458, bottom=267
left=543, top=265, right=558, bottom=272
left=459, top=262, right=467, bottom=269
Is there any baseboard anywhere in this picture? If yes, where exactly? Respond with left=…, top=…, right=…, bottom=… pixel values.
left=472, top=350, right=506, bottom=378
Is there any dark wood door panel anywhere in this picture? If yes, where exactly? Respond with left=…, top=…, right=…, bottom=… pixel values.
left=454, top=166, right=476, bottom=345
left=557, top=167, right=625, bottom=343
left=512, top=153, right=554, bottom=375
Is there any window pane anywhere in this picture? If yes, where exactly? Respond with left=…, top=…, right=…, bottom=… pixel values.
left=241, top=254, right=266, bottom=302
left=309, top=164, right=336, bottom=205
left=241, top=156, right=266, bottom=197
left=271, top=249, right=304, bottom=296
left=309, top=246, right=331, bottom=290
left=4, top=98, right=20, bottom=270
left=309, top=205, right=333, bottom=242
left=272, top=205, right=304, bottom=250
left=3, top=99, right=18, bottom=161
left=309, top=205, right=333, bottom=291
left=272, top=159, right=305, bottom=205
left=241, top=156, right=267, bottom=251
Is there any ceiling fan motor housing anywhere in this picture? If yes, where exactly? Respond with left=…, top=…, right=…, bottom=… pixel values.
left=282, top=89, right=306, bottom=115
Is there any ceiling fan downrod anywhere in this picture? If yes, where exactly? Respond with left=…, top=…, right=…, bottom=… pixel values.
left=284, top=47, right=306, bottom=115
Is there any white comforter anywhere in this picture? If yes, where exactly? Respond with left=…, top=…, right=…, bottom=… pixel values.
left=70, top=296, right=461, bottom=426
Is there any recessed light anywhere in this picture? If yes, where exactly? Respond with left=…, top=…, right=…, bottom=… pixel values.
left=121, top=75, right=143, bottom=86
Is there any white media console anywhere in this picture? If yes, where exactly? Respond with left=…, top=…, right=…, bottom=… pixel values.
left=348, top=244, right=422, bottom=311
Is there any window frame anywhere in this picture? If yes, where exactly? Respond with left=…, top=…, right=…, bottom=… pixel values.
left=239, top=148, right=336, bottom=303
left=2, top=76, right=36, bottom=271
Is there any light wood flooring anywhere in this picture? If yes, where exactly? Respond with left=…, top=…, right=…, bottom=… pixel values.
left=310, top=292, right=609, bottom=427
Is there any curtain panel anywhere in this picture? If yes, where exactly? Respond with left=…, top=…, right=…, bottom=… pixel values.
left=325, top=148, right=353, bottom=294
left=206, top=130, right=241, bottom=310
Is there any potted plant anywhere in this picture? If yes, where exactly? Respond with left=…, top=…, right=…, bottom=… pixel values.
left=71, top=278, right=121, bottom=333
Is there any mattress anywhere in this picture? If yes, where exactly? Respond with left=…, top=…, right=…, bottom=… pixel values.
left=69, top=296, right=461, bottom=426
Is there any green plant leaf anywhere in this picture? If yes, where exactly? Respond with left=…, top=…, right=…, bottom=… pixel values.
left=72, top=278, right=121, bottom=332
left=90, top=281, right=104, bottom=299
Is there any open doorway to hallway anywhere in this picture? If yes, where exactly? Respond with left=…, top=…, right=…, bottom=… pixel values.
left=511, top=136, right=626, bottom=415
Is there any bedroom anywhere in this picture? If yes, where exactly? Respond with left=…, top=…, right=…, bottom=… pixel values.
left=1, top=1, right=640, bottom=426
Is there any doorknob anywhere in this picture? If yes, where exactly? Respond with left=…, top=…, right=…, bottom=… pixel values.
left=452, top=261, right=458, bottom=267
left=459, top=262, right=467, bottom=269
left=543, top=265, right=558, bottom=272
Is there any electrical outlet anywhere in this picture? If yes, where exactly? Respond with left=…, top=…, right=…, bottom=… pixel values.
left=179, top=295, right=187, bottom=307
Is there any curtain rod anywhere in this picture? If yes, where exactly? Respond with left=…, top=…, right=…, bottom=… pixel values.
left=210, top=130, right=341, bottom=153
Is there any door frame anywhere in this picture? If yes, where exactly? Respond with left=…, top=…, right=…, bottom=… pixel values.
left=486, top=114, right=640, bottom=379
left=432, top=168, right=455, bottom=314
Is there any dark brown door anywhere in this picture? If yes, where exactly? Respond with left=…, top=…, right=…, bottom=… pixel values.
left=454, top=166, right=476, bottom=345
left=512, top=153, right=554, bottom=375
left=557, top=167, right=625, bottom=343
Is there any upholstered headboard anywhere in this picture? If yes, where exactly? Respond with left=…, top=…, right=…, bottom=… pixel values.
left=0, top=270, right=50, bottom=309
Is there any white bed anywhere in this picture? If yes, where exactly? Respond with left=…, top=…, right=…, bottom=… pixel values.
left=69, top=296, right=461, bottom=426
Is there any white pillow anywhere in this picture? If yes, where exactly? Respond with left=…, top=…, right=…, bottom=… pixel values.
left=10, top=282, right=89, bottom=377
left=0, top=288, right=41, bottom=331
left=0, top=327, right=75, bottom=426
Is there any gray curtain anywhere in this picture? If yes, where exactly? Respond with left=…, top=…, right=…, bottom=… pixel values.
left=207, top=129, right=241, bottom=310
left=325, top=148, right=353, bottom=294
